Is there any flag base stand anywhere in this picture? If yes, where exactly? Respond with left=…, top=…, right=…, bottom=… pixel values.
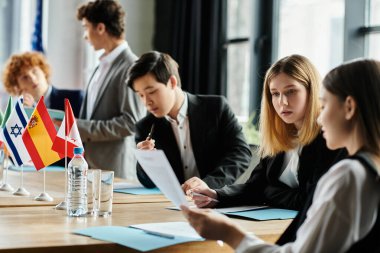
left=55, top=200, right=67, bottom=210
left=0, top=183, right=14, bottom=192
left=35, top=192, right=53, bottom=202
left=13, top=187, right=30, bottom=196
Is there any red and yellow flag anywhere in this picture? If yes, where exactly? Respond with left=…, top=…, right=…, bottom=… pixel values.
left=22, top=97, right=64, bottom=170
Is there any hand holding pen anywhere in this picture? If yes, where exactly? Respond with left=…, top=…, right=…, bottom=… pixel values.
left=182, top=177, right=219, bottom=208
left=136, top=124, right=156, bottom=150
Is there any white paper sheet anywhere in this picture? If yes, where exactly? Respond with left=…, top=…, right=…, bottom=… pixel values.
left=113, top=182, right=144, bottom=190
left=130, top=222, right=202, bottom=239
left=134, top=149, right=189, bottom=207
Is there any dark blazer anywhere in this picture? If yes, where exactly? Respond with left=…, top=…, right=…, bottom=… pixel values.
left=215, top=133, right=347, bottom=210
left=135, top=93, right=252, bottom=189
left=49, top=86, right=83, bottom=117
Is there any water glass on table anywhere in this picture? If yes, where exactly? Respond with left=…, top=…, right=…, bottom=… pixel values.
left=97, top=171, right=114, bottom=216
left=87, top=169, right=101, bottom=215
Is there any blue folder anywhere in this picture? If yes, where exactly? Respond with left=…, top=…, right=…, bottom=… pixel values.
left=113, top=187, right=161, bottom=195
left=225, top=208, right=298, bottom=220
left=74, top=226, right=203, bottom=252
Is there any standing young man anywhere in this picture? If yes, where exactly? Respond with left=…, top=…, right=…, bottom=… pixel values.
left=76, top=0, right=145, bottom=178
left=126, top=51, right=251, bottom=188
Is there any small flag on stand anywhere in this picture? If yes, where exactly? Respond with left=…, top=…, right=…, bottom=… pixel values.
left=22, top=97, right=64, bottom=170
left=2, top=98, right=31, bottom=166
left=1, top=97, right=13, bottom=128
left=52, top=99, right=83, bottom=158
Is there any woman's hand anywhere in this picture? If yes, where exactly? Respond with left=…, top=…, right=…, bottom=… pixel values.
left=181, top=205, right=246, bottom=249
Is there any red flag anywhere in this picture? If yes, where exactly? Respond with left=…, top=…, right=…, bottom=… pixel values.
left=22, top=97, right=64, bottom=170
left=52, top=99, right=83, bottom=158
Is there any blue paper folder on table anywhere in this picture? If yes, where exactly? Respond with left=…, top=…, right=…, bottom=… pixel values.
left=74, top=222, right=203, bottom=252
left=224, top=208, right=298, bottom=220
left=114, top=187, right=161, bottom=195
left=113, top=182, right=162, bottom=195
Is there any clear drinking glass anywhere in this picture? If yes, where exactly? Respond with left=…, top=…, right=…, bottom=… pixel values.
left=97, top=171, right=114, bottom=216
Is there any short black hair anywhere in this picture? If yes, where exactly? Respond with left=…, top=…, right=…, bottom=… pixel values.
left=126, top=51, right=181, bottom=91
left=77, top=0, right=125, bottom=38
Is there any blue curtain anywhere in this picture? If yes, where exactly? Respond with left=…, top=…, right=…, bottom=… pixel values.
left=31, top=0, right=44, bottom=53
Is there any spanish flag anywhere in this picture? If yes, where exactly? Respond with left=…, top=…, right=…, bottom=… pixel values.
left=22, top=97, right=64, bottom=170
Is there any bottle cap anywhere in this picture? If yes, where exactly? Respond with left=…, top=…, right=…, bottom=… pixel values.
left=73, top=147, right=84, bottom=155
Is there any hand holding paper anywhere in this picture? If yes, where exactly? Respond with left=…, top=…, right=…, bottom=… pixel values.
left=134, top=149, right=189, bottom=207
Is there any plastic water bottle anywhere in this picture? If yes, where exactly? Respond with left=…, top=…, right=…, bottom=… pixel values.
left=67, top=147, right=88, bottom=217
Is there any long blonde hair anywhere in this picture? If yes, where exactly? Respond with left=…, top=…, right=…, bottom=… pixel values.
left=259, top=55, right=321, bottom=157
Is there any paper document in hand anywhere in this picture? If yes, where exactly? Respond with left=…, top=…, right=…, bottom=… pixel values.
left=134, top=149, right=188, bottom=208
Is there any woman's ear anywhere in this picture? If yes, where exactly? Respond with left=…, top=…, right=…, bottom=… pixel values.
left=344, top=96, right=357, bottom=120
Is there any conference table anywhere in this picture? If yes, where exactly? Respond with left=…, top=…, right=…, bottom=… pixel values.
left=0, top=170, right=291, bottom=252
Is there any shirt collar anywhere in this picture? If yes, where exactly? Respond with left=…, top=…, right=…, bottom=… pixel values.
left=99, top=41, right=128, bottom=65
left=165, top=93, right=188, bottom=125
left=44, top=85, right=53, bottom=107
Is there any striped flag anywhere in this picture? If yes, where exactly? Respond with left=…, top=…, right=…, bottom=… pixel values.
left=1, top=97, right=13, bottom=128
left=22, top=97, right=64, bottom=170
left=52, top=99, right=83, bottom=158
left=2, top=98, right=31, bottom=166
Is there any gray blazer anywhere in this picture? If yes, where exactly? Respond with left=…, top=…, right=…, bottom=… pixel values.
left=77, top=43, right=145, bottom=178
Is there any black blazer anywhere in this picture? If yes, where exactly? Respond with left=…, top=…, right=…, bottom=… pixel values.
left=135, top=93, right=252, bottom=189
left=49, top=86, right=83, bottom=117
left=215, top=133, right=347, bottom=210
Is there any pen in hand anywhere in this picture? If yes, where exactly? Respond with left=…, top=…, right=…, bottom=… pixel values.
left=189, top=191, right=219, bottom=203
left=146, top=124, right=155, bottom=140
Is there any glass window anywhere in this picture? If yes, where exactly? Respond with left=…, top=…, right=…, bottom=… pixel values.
left=368, top=0, right=380, bottom=60
left=0, top=0, right=35, bottom=110
left=226, top=0, right=252, bottom=121
left=277, top=0, right=345, bottom=76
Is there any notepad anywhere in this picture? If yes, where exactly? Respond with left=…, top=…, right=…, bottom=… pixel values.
left=74, top=222, right=203, bottom=252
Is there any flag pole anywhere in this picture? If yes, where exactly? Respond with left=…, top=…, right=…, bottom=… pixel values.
left=13, top=164, right=30, bottom=196
left=0, top=150, right=14, bottom=192
left=55, top=105, right=68, bottom=210
left=35, top=168, right=53, bottom=201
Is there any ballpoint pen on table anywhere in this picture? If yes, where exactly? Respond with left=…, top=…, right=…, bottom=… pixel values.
left=144, top=230, right=175, bottom=239
left=190, top=191, right=219, bottom=203
left=147, top=124, right=155, bottom=140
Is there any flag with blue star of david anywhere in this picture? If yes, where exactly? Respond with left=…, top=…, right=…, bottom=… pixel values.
left=2, top=98, right=31, bottom=166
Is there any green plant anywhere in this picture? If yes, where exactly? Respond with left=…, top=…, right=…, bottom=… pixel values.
left=242, top=113, right=260, bottom=145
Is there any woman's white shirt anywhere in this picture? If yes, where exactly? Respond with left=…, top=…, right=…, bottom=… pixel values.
left=279, top=146, right=302, bottom=188
left=236, top=159, right=380, bottom=253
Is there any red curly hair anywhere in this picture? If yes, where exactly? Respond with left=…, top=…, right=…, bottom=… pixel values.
left=2, top=51, right=51, bottom=95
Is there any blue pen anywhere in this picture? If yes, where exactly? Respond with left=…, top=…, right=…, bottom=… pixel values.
left=144, top=230, right=175, bottom=239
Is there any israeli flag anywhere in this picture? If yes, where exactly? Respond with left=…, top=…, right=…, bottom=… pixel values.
left=2, top=98, right=31, bottom=166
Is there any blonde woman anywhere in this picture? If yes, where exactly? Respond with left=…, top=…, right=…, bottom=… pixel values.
left=182, top=59, right=380, bottom=253
left=182, top=55, right=346, bottom=211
